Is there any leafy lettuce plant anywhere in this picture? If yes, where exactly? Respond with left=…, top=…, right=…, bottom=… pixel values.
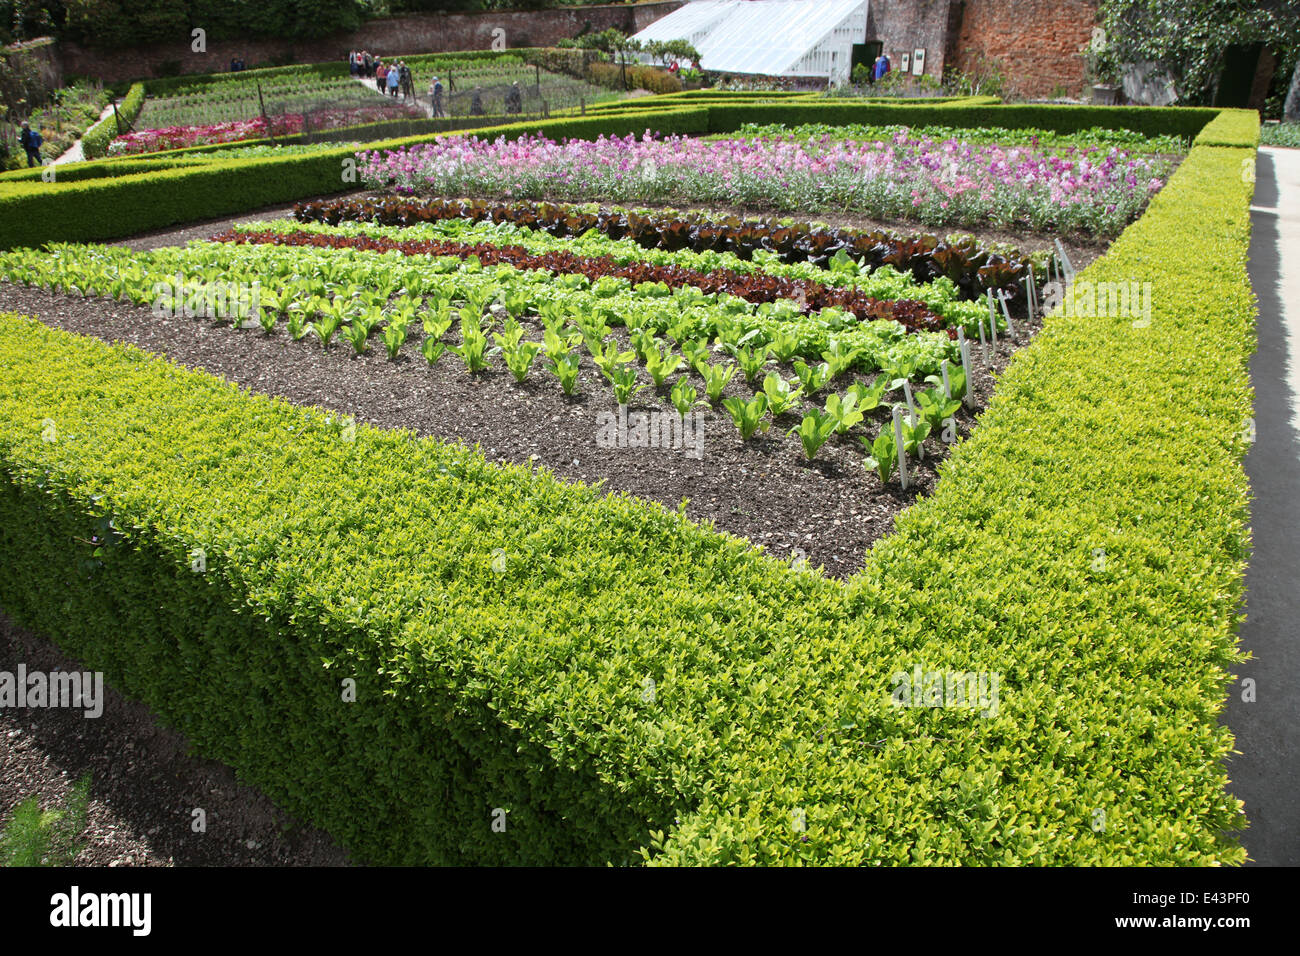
left=702, top=362, right=737, bottom=403
left=789, top=408, right=836, bottom=460
left=503, top=340, right=543, bottom=382
left=731, top=344, right=769, bottom=386
left=421, top=337, right=447, bottom=366
left=862, top=428, right=899, bottom=484
left=824, top=391, right=865, bottom=434
left=761, top=372, right=804, bottom=416
left=548, top=352, right=581, bottom=395
left=670, top=377, right=701, bottom=420
left=643, top=344, right=683, bottom=388
left=606, top=365, right=648, bottom=406
left=382, top=322, right=408, bottom=360
left=915, top=386, right=962, bottom=435
left=793, top=360, right=832, bottom=396
left=342, top=321, right=370, bottom=356
left=722, top=393, right=770, bottom=440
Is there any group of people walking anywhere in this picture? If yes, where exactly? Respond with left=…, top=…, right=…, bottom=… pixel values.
left=346, top=51, right=526, bottom=119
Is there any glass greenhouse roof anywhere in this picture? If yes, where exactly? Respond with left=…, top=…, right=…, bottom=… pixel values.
left=633, top=0, right=869, bottom=77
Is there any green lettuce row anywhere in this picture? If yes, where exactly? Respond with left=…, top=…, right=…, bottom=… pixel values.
left=0, top=240, right=959, bottom=377
left=237, top=216, right=989, bottom=330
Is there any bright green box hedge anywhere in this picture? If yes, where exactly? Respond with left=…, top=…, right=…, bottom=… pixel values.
left=0, top=109, right=1260, bottom=864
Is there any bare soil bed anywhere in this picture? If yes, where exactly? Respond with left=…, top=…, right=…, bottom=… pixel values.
left=1, top=281, right=1040, bottom=579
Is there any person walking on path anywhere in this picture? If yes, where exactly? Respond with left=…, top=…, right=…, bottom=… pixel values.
left=430, top=76, right=445, bottom=117
left=18, top=121, right=42, bottom=168
left=505, top=81, right=522, bottom=115
left=387, top=63, right=400, bottom=98
left=873, top=53, right=891, bottom=82
left=401, top=63, right=415, bottom=100
left=375, top=61, right=387, bottom=93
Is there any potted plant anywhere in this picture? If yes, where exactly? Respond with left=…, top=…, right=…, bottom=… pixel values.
left=1084, top=29, right=1121, bottom=104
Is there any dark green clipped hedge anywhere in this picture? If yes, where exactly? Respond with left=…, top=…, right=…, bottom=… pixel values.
left=702, top=102, right=1221, bottom=139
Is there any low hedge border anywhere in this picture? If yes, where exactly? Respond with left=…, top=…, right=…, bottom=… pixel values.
left=0, top=112, right=1259, bottom=864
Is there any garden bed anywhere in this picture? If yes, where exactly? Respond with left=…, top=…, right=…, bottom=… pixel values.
left=0, top=279, right=1037, bottom=579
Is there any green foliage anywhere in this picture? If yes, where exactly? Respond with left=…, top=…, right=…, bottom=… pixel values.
left=503, top=340, right=543, bottom=383
left=760, top=372, right=803, bottom=416
left=701, top=361, right=736, bottom=403
left=0, top=106, right=1261, bottom=868
left=1, top=775, right=91, bottom=867
left=792, top=360, right=832, bottom=396
left=669, top=376, right=700, bottom=419
left=788, top=408, right=836, bottom=461
left=823, top=391, right=865, bottom=434
left=547, top=351, right=581, bottom=395
left=643, top=343, right=683, bottom=387
left=861, top=426, right=899, bottom=484
left=721, top=392, right=770, bottom=440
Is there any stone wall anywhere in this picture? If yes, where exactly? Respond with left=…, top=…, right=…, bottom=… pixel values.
left=60, top=1, right=685, bottom=85
left=947, top=0, right=1099, bottom=99
left=866, top=0, right=955, bottom=80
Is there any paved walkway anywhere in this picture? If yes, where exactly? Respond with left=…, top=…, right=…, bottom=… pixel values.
left=350, top=75, right=434, bottom=118
left=1227, top=145, right=1300, bottom=866
left=52, top=100, right=117, bottom=165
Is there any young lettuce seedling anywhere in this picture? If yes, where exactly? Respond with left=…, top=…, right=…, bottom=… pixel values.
left=761, top=372, right=805, bottom=416
left=722, top=393, right=770, bottom=441
left=790, top=408, right=837, bottom=460
left=548, top=352, right=582, bottom=396
left=670, top=377, right=702, bottom=420
left=702, top=362, right=737, bottom=403
left=862, top=427, right=899, bottom=484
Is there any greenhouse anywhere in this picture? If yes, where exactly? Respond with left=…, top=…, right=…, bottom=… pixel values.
left=632, top=0, right=870, bottom=83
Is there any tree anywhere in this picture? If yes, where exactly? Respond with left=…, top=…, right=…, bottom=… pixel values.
left=0, top=45, right=49, bottom=122
left=1099, top=0, right=1300, bottom=105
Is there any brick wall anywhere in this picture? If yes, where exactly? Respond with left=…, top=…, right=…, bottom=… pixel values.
left=60, top=1, right=684, bottom=85
left=866, top=0, right=954, bottom=79
left=948, top=0, right=1099, bottom=99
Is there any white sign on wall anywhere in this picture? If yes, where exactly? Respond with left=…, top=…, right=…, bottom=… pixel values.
left=912, top=48, right=926, bottom=75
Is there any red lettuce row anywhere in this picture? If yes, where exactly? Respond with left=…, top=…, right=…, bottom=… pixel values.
left=213, top=228, right=950, bottom=335
left=293, top=196, right=1032, bottom=302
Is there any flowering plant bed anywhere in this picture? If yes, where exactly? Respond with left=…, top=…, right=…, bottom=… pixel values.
left=108, top=105, right=425, bottom=156
left=357, top=130, right=1176, bottom=238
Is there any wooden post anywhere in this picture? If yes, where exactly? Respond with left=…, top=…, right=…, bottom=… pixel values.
left=987, top=291, right=998, bottom=347
left=999, top=291, right=1016, bottom=339
left=893, top=405, right=909, bottom=490
left=940, top=359, right=951, bottom=400
left=257, top=81, right=276, bottom=147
